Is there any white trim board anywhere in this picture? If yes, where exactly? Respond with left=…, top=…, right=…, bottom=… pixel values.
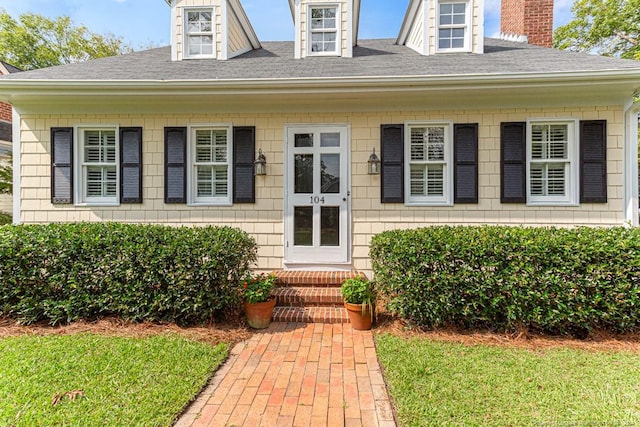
left=12, top=108, right=19, bottom=224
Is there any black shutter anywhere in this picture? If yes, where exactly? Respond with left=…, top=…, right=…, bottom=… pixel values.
left=580, top=120, right=607, bottom=203
left=120, top=127, right=143, bottom=203
left=381, top=124, right=404, bottom=203
left=51, top=127, right=74, bottom=204
left=454, top=123, right=479, bottom=204
left=164, top=127, right=187, bottom=204
left=501, top=122, right=526, bottom=203
left=233, top=126, right=256, bottom=204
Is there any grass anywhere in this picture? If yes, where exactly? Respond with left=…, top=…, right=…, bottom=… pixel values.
left=377, top=334, right=640, bottom=426
left=0, top=333, right=228, bottom=426
left=0, top=212, right=10, bottom=225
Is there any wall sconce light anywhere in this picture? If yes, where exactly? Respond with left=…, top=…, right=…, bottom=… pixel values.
left=254, top=149, right=267, bottom=176
left=368, top=148, right=381, bottom=175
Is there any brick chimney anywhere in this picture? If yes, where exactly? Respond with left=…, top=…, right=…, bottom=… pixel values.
left=500, top=0, right=554, bottom=48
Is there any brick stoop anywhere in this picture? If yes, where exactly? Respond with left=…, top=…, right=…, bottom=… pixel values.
left=272, top=306, right=349, bottom=323
left=271, top=270, right=366, bottom=324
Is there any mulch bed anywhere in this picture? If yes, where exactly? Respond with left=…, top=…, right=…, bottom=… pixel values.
left=3, top=315, right=640, bottom=352
left=0, top=317, right=252, bottom=347
left=375, top=314, right=640, bottom=353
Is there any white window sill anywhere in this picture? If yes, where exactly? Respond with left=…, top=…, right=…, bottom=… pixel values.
left=307, top=51, right=341, bottom=57
left=183, top=54, right=216, bottom=60
left=405, top=201, right=453, bottom=207
left=435, top=48, right=472, bottom=54
left=526, top=201, right=579, bottom=207
left=75, top=202, right=120, bottom=207
left=188, top=201, right=233, bottom=207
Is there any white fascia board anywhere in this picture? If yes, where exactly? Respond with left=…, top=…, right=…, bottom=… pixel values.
left=228, top=0, right=261, bottom=49
left=1, top=69, right=640, bottom=95
left=288, top=0, right=295, bottom=21
left=397, top=0, right=421, bottom=45
left=353, top=0, right=361, bottom=44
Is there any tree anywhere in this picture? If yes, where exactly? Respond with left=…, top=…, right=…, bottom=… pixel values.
left=0, top=11, right=130, bottom=71
left=0, top=153, right=11, bottom=195
left=553, top=0, right=640, bottom=60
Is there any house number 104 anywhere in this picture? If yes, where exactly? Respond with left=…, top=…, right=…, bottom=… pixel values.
left=310, top=196, right=325, bottom=204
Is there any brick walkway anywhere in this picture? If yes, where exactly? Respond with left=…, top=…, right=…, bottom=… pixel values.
left=175, top=322, right=396, bottom=427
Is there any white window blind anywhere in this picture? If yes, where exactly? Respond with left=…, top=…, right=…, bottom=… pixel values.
left=82, top=129, right=117, bottom=200
left=190, top=127, right=231, bottom=205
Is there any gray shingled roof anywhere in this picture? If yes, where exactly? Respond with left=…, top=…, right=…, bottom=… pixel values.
left=1, top=38, right=639, bottom=82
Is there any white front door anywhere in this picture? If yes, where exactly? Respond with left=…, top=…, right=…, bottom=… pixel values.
left=284, top=125, right=350, bottom=265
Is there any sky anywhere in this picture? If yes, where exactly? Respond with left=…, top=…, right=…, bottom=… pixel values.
left=0, top=0, right=575, bottom=49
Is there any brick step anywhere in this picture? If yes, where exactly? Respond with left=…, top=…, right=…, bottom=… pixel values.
left=272, top=306, right=349, bottom=324
left=274, top=286, right=343, bottom=307
left=272, top=270, right=365, bottom=288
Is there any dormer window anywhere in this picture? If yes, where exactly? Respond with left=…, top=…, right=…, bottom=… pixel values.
left=185, top=9, right=215, bottom=58
left=437, top=1, right=470, bottom=52
left=398, top=0, right=481, bottom=55
left=171, top=1, right=260, bottom=62
left=291, top=0, right=357, bottom=59
left=309, top=5, right=340, bottom=56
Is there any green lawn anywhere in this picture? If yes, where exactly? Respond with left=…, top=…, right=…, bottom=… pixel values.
left=377, top=334, right=640, bottom=426
left=0, top=333, right=228, bottom=426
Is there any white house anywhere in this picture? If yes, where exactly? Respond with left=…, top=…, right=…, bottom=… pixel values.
left=0, top=0, right=639, bottom=321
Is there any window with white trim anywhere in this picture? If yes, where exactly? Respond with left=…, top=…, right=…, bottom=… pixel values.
left=527, top=121, right=577, bottom=205
left=190, top=126, right=232, bottom=205
left=185, top=9, right=214, bottom=58
left=406, top=123, right=453, bottom=205
left=77, top=127, right=118, bottom=205
left=309, top=5, right=339, bottom=55
left=437, top=1, right=469, bottom=51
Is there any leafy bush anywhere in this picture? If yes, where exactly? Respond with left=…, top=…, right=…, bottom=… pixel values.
left=370, top=226, right=640, bottom=335
left=0, top=223, right=257, bottom=325
left=0, top=212, right=10, bottom=225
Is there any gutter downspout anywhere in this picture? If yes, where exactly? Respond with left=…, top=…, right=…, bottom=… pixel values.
left=12, top=107, right=20, bottom=224
left=624, top=99, right=639, bottom=226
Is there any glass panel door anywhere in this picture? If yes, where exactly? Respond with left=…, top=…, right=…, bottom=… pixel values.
left=286, top=126, right=349, bottom=264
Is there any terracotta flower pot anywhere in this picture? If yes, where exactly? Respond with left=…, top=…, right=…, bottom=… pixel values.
left=244, top=298, right=276, bottom=329
left=344, top=302, right=374, bottom=330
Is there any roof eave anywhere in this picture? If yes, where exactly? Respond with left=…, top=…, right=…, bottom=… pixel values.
left=1, top=69, right=639, bottom=94
left=397, top=0, right=421, bottom=45
left=353, top=0, right=361, bottom=43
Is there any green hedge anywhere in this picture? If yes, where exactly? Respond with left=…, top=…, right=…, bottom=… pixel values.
left=0, top=223, right=257, bottom=325
left=370, top=226, right=640, bottom=335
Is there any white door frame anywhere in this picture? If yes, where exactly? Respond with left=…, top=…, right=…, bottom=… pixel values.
left=283, top=124, right=351, bottom=269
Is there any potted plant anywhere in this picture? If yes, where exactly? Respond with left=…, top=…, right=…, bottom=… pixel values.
left=341, top=276, right=376, bottom=330
left=242, top=273, right=277, bottom=329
